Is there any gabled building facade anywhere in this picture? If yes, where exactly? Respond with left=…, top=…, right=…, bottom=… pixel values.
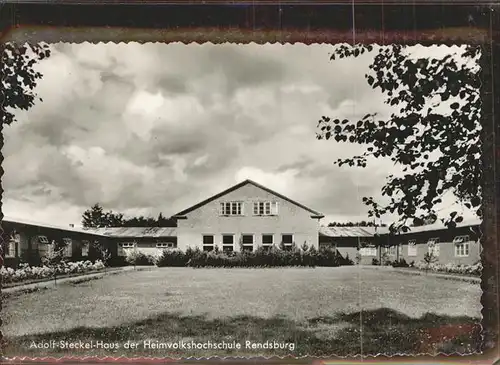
left=173, top=179, right=324, bottom=252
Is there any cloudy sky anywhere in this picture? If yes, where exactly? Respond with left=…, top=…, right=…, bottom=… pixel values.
left=3, top=43, right=477, bottom=227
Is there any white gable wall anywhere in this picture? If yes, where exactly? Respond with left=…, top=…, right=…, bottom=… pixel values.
left=177, top=183, right=321, bottom=251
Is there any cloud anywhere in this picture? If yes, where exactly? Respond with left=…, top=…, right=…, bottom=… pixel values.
left=3, top=43, right=469, bottom=227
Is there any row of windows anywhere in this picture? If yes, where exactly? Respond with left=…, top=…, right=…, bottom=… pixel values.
left=359, top=242, right=471, bottom=258
left=219, top=201, right=279, bottom=216
left=203, top=234, right=293, bottom=252
left=120, top=242, right=177, bottom=249
left=358, top=242, right=471, bottom=258
left=36, top=235, right=73, bottom=245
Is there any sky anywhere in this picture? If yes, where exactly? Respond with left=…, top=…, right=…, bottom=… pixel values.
left=2, top=43, right=479, bottom=227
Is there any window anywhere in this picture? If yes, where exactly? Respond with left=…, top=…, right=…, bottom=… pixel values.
left=253, top=201, right=279, bottom=216
left=121, top=242, right=136, bottom=248
left=203, top=235, right=215, bottom=252
left=455, top=242, right=470, bottom=257
left=63, top=238, right=72, bottom=245
left=6, top=240, right=15, bottom=258
left=156, top=242, right=176, bottom=249
left=262, top=234, right=274, bottom=245
left=241, top=234, right=254, bottom=252
left=261, top=234, right=274, bottom=250
left=82, top=240, right=90, bottom=257
left=427, top=237, right=440, bottom=257
left=220, top=202, right=243, bottom=216
left=360, top=246, right=377, bottom=256
left=38, top=235, right=49, bottom=244
left=453, top=235, right=470, bottom=244
left=408, top=239, right=417, bottom=256
left=281, top=234, right=293, bottom=250
left=222, top=234, right=234, bottom=252
left=388, top=246, right=397, bottom=256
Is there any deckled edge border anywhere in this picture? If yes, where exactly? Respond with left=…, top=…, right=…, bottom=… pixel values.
left=0, top=4, right=497, bottom=362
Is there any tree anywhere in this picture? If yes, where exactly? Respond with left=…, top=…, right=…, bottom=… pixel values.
left=1, top=43, right=51, bottom=126
left=41, top=239, right=67, bottom=286
left=82, top=204, right=177, bottom=228
left=317, top=44, right=481, bottom=233
left=81, top=203, right=124, bottom=228
left=327, top=221, right=387, bottom=227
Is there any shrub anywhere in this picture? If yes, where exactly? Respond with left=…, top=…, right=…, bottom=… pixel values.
left=372, top=258, right=380, bottom=266
left=153, top=244, right=352, bottom=268
left=124, top=249, right=155, bottom=266
left=155, top=249, right=188, bottom=267
left=380, top=252, right=391, bottom=266
left=391, top=258, right=409, bottom=267
left=344, top=253, right=354, bottom=265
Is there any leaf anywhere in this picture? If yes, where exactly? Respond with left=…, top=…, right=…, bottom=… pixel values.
left=317, top=44, right=481, bottom=230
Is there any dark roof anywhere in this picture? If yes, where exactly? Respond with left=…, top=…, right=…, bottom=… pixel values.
left=394, top=218, right=481, bottom=235
left=174, top=179, right=324, bottom=218
left=319, top=226, right=385, bottom=237
left=3, top=216, right=102, bottom=236
left=83, top=226, right=177, bottom=238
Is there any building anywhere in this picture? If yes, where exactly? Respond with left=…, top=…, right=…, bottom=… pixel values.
left=2, top=217, right=106, bottom=268
left=83, top=226, right=177, bottom=258
left=172, top=179, right=324, bottom=252
left=319, top=219, right=482, bottom=266
left=319, top=226, right=380, bottom=265
left=1, top=180, right=482, bottom=268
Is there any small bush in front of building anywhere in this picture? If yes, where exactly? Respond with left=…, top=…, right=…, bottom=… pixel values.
left=372, top=258, right=380, bottom=266
left=391, top=258, right=409, bottom=268
left=124, top=249, right=155, bottom=266
left=154, top=249, right=189, bottom=267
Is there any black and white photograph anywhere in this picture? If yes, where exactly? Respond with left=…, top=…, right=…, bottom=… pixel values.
left=1, top=40, right=483, bottom=357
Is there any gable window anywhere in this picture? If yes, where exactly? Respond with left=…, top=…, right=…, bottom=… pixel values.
left=241, top=234, right=254, bottom=252
left=407, top=239, right=417, bottom=256
left=222, top=234, right=234, bottom=252
left=156, top=242, right=176, bottom=249
left=427, top=237, right=440, bottom=257
left=455, top=241, right=470, bottom=257
left=82, top=240, right=90, bottom=257
left=360, top=245, right=377, bottom=256
left=203, top=235, right=215, bottom=252
left=38, top=235, right=49, bottom=244
left=220, top=202, right=243, bottom=216
left=253, top=201, right=279, bottom=216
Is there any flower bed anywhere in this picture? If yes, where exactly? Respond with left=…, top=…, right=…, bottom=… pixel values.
left=411, top=261, right=482, bottom=277
left=1, top=260, right=106, bottom=284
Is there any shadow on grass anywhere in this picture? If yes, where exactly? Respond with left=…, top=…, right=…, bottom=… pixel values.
left=5, top=308, right=481, bottom=357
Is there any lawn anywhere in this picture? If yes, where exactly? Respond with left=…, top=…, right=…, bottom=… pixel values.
left=3, top=266, right=482, bottom=357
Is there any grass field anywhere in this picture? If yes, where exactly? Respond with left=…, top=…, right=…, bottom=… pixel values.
left=3, top=266, right=482, bottom=357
